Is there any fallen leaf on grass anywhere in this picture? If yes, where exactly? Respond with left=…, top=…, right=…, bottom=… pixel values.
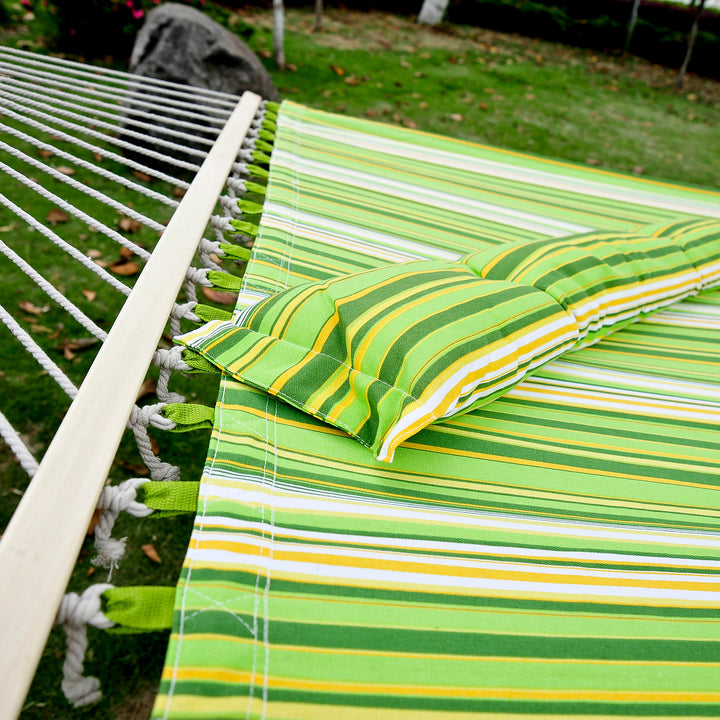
left=118, top=460, right=150, bottom=476
left=449, top=113, right=464, bottom=122
left=136, top=377, right=157, bottom=401
left=81, top=289, right=97, bottom=302
left=172, top=186, right=186, bottom=198
left=258, top=48, right=271, bottom=58
left=202, top=286, right=238, bottom=305
left=46, top=208, right=69, bottom=225
left=56, top=166, right=76, bottom=176
left=586, top=158, right=601, bottom=166
left=632, top=166, right=644, bottom=175
left=30, top=324, right=54, bottom=334
left=0, top=223, right=16, bottom=232
left=93, top=152, right=104, bottom=163
left=108, top=259, right=141, bottom=276
left=344, top=74, right=359, bottom=86
left=329, top=64, right=345, bottom=76
left=87, top=508, right=102, bottom=536
left=119, top=217, right=142, bottom=234
left=142, top=544, right=162, bottom=564
left=132, top=170, right=153, bottom=183
left=19, top=301, right=49, bottom=315
left=57, top=337, right=99, bottom=361
left=38, top=149, right=54, bottom=159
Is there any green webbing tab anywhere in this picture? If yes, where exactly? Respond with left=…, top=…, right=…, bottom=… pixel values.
left=207, top=269, right=244, bottom=291
left=193, top=303, right=234, bottom=323
left=138, top=480, right=200, bottom=517
left=219, top=243, right=252, bottom=262
left=247, top=163, right=270, bottom=179
left=258, top=129, right=275, bottom=143
left=163, top=402, right=215, bottom=432
left=251, top=150, right=272, bottom=165
left=182, top=348, right=221, bottom=373
left=237, top=199, right=264, bottom=216
left=103, top=586, right=175, bottom=634
left=229, top=219, right=259, bottom=237
left=254, top=139, right=274, bottom=154
left=265, top=101, right=280, bottom=113
left=244, top=180, right=267, bottom=195
left=262, top=118, right=277, bottom=133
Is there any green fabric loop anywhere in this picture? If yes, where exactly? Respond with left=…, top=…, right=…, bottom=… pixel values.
left=262, top=118, right=277, bottom=133
left=103, top=586, right=175, bottom=634
left=219, top=243, right=252, bottom=262
left=138, top=480, right=200, bottom=517
left=258, top=129, right=275, bottom=143
left=163, top=402, right=215, bottom=432
left=193, top=303, right=234, bottom=323
left=244, top=180, right=267, bottom=195
left=207, top=269, right=244, bottom=290
left=229, top=219, right=259, bottom=237
left=265, top=101, right=280, bottom=113
left=251, top=150, right=272, bottom=165
left=182, top=347, right=222, bottom=373
left=247, top=164, right=269, bottom=179
left=254, top=139, right=274, bottom=154
left=237, top=199, right=264, bottom=215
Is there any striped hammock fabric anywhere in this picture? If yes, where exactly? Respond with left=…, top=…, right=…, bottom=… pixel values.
left=153, top=102, right=720, bottom=719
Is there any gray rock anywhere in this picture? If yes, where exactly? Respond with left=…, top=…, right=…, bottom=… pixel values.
left=122, top=3, right=278, bottom=171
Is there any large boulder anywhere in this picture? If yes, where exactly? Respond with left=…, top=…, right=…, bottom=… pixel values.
left=122, top=3, right=278, bottom=172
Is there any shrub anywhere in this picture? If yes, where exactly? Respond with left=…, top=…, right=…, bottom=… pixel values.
left=51, top=0, right=232, bottom=61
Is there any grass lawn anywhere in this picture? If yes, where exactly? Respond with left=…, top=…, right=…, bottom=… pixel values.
left=1, top=5, right=719, bottom=719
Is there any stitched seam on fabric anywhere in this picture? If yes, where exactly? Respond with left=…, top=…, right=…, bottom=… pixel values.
left=162, top=373, right=227, bottom=718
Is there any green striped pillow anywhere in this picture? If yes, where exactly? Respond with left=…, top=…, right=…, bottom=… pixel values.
left=178, top=219, right=719, bottom=463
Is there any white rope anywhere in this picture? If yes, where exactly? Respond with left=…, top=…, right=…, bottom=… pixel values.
left=92, top=478, right=152, bottom=577
left=0, top=121, right=179, bottom=208
left=55, top=584, right=114, bottom=708
left=0, top=142, right=166, bottom=237
left=0, top=45, right=240, bottom=105
left=127, top=403, right=181, bottom=482
left=0, top=92, right=202, bottom=173
left=1, top=77, right=219, bottom=146
left=0, top=240, right=107, bottom=341
left=0, top=303, right=79, bottom=398
left=0, top=102, right=191, bottom=188
left=0, top=61, right=232, bottom=124
left=0, top=193, right=131, bottom=296
left=0, top=409, right=39, bottom=477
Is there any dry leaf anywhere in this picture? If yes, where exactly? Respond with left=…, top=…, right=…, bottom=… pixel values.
left=38, top=149, right=54, bottom=159
left=149, top=435, right=160, bottom=455
left=94, top=259, right=109, bottom=267
left=258, top=48, right=271, bottom=58
left=81, top=289, right=97, bottom=302
left=449, top=113, right=464, bottom=122
left=19, top=301, right=49, bottom=315
left=400, top=60, right=412, bottom=69
left=46, top=208, right=69, bottom=225
left=172, top=186, right=186, bottom=199
left=93, top=152, right=104, bottom=162
left=402, top=118, right=418, bottom=129
left=118, top=460, right=150, bottom=476
left=419, top=101, right=429, bottom=110
left=109, top=260, right=140, bottom=276
left=132, top=170, right=153, bottom=183
left=286, top=63, right=298, bottom=72
left=120, top=246, right=135, bottom=259
left=119, top=217, right=142, bottom=234
left=30, top=324, right=53, bottom=334
left=57, top=166, right=76, bottom=176
left=0, top=223, right=16, bottom=232
left=141, top=543, right=162, bottom=564
left=87, top=507, right=102, bottom=535
left=365, top=109, right=378, bottom=118
left=344, top=74, right=359, bottom=86
left=201, top=286, right=238, bottom=305
left=632, top=166, right=645, bottom=175
left=137, top=377, right=157, bottom=401
left=585, top=158, right=601, bottom=166
left=329, top=63, right=345, bottom=76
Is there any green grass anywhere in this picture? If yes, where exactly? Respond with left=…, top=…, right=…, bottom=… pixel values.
left=1, top=4, right=720, bottom=719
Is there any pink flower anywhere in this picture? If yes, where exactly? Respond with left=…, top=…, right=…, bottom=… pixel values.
left=132, top=8, right=144, bottom=18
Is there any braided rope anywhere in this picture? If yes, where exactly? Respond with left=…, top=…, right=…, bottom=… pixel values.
left=92, top=478, right=152, bottom=577
left=55, top=584, right=114, bottom=708
left=0, top=408, right=39, bottom=477
left=0, top=91, right=202, bottom=173
left=0, top=102, right=190, bottom=188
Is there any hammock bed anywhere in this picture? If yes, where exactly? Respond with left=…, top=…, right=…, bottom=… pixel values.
left=2, top=52, right=720, bottom=719
left=155, top=104, right=720, bottom=718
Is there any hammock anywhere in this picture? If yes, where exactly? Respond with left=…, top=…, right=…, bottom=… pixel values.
left=3, top=48, right=720, bottom=719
